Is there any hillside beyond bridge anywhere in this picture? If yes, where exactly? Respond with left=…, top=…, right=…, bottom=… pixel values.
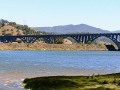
left=0, top=33, right=120, bottom=50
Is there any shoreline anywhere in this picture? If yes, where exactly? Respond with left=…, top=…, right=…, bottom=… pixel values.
left=0, top=71, right=119, bottom=90
left=0, top=67, right=117, bottom=82
left=0, top=64, right=118, bottom=90
left=0, top=43, right=108, bottom=51
left=23, top=72, right=120, bottom=90
left=0, top=68, right=117, bottom=89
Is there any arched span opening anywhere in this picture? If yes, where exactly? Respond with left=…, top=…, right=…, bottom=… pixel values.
left=15, top=38, right=22, bottom=43
left=15, top=37, right=45, bottom=43
left=63, top=37, right=77, bottom=44
left=34, top=38, right=45, bottom=43
left=90, top=36, right=118, bottom=50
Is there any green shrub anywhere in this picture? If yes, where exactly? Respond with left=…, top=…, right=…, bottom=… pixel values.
left=103, top=80, right=109, bottom=84
left=87, top=41, right=92, bottom=44
left=89, top=86, right=114, bottom=90
left=91, top=73, right=95, bottom=79
left=113, top=78, right=117, bottom=84
left=23, top=77, right=78, bottom=90
left=117, top=80, right=120, bottom=86
left=79, top=42, right=83, bottom=44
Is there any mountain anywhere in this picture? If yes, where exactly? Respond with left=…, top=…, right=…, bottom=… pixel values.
left=34, top=24, right=110, bottom=34
left=0, top=19, right=48, bottom=35
left=112, top=30, right=120, bottom=33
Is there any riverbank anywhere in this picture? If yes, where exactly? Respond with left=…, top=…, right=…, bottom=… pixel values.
left=23, top=73, right=120, bottom=90
left=0, top=68, right=114, bottom=90
left=0, top=43, right=108, bottom=50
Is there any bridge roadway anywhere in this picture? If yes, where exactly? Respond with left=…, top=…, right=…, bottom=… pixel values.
left=0, top=33, right=120, bottom=50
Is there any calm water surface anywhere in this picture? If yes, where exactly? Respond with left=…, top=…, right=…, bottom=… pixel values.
left=0, top=51, right=120, bottom=90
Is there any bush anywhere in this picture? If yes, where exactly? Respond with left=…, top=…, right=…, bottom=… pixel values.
left=89, top=86, right=113, bottom=90
left=103, top=80, right=109, bottom=84
left=87, top=41, right=92, bottom=44
left=57, top=38, right=63, bottom=44
left=113, top=78, right=117, bottom=83
left=79, top=42, right=83, bottom=44
left=23, top=77, right=78, bottom=90
left=117, top=80, right=120, bottom=86
left=91, top=73, right=95, bottom=79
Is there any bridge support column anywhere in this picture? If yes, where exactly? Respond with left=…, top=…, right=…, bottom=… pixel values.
left=44, top=37, right=51, bottom=43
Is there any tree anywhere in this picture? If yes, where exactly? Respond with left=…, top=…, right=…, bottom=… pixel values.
left=9, top=22, right=16, bottom=26
left=2, top=30, right=6, bottom=35
left=0, top=19, right=8, bottom=24
left=79, top=42, right=83, bottom=44
left=87, top=41, right=92, bottom=44
left=57, top=37, right=63, bottom=44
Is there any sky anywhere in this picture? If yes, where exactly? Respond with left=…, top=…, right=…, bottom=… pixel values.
left=0, top=0, right=120, bottom=31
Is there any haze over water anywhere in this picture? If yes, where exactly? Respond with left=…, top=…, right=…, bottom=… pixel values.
left=0, top=51, right=120, bottom=89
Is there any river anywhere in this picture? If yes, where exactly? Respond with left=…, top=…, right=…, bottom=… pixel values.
left=0, top=51, right=120, bottom=90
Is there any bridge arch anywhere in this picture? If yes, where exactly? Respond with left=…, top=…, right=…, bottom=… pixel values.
left=86, top=35, right=119, bottom=49
left=63, top=37, right=77, bottom=44
left=0, top=34, right=120, bottom=50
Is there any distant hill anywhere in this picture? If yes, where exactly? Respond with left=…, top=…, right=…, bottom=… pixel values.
left=112, top=30, right=120, bottom=33
left=0, top=19, right=48, bottom=35
left=34, top=24, right=110, bottom=34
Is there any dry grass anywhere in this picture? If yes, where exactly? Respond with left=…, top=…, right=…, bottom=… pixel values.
left=0, top=25, right=24, bottom=35
left=0, top=43, right=107, bottom=50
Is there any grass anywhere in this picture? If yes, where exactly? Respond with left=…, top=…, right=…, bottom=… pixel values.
left=23, top=73, right=120, bottom=90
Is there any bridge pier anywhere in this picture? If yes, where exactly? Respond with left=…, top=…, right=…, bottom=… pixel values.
left=44, top=37, right=51, bottom=43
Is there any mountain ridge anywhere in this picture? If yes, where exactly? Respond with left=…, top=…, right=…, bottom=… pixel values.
left=112, top=30, right=120, bottom=33
left=34, top=24, right=111, bottom=34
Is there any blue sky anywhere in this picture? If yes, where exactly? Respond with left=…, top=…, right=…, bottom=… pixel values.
left=0, top=0, right=120, bottom=31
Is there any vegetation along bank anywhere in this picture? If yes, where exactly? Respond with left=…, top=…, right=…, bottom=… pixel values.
left=23, top=73, right=120, bottom=90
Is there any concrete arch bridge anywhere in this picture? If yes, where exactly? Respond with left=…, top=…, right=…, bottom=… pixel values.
left=0, top=33, right=120, bottom=50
